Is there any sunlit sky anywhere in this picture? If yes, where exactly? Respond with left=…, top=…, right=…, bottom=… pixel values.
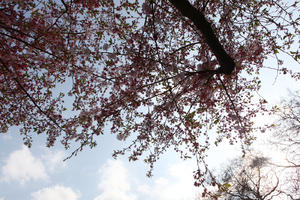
left=0, top=42, right=299, bottom=200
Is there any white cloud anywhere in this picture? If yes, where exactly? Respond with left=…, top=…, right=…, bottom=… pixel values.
left=0, top=146, right=67, bottom=184
left=0, top=146, right=48, bottom=184
left=41, top=150, right=66, bottom=172
left=0, top=197, right=5, bottom=200
left=138, top=162, right=198, bottom=200
left=31, top=185, right=80, bottom=200
left=94, top=159, right=198, bottom=200
left=94, top=159, right=137, bottom=200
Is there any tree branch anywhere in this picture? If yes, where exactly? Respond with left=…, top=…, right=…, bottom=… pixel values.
left=0, top=58, right=64, bottom=132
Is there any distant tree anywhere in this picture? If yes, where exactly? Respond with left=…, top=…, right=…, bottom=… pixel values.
left=268, top=91, right=300, bottom=198
left=271, top=91, right=300, bottom=167
left=201, top=153, right=299, bottom=199
left=1, top=0, right=300, bottom=185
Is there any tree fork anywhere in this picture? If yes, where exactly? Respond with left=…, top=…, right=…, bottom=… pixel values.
left=169, top=0, right=235, bottom=75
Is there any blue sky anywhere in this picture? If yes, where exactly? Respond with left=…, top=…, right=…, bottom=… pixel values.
left=0, top=130, right=202, bottom=200
left=0, top=114, right=244, bottom=199
left=0, top=53, right=299, bottom=200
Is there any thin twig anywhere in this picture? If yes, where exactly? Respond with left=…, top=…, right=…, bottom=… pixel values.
left=170, top=42, right=201, bottom=55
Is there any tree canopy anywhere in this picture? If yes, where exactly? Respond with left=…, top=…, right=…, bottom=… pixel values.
left=1, top=0, right=299, bottom=185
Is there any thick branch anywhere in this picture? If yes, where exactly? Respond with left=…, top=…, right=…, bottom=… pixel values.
left=169, top=0, right=235, bottom=75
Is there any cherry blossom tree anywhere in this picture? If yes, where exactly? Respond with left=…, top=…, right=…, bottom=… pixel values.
left=1, top=0, right=300, bottom=185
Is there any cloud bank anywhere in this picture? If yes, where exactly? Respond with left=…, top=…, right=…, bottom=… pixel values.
left=94, top=159, right=137, bottom=200
left=93, top=159, right=198, bottom=200
left=0, top=146, right=66, bottom=184
left=31, top=185, right=80, bottom=200
left=0, top=146, right=48, bottom=184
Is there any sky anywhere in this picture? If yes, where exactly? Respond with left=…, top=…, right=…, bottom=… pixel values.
left=0, top=129, right=202, bottom=200
left=1, top=13, right=300, bottom=199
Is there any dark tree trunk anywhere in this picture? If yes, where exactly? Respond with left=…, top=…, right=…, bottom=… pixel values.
left=169, top=0, right=235, bottom=75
